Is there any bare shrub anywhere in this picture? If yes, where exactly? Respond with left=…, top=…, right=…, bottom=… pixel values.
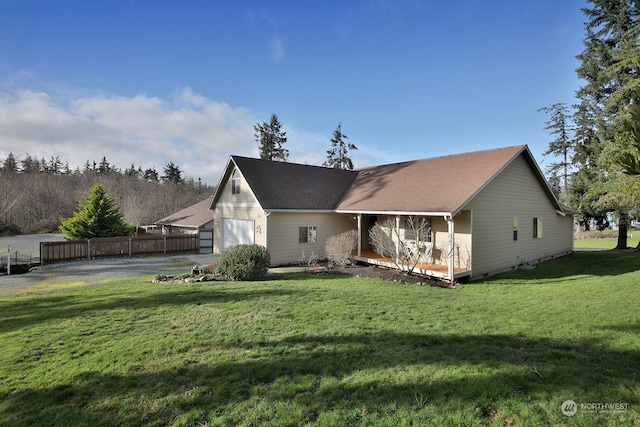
left=298, top=250, right=320, bottom=271
left=325, top=229, right=358, bottom=267
left=369, top=216, right=432, bottom=275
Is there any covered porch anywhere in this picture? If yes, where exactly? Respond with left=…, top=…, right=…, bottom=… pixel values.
left=346, top=211, right=472, bottom=283
left=353, top=249, right=471, bottom=281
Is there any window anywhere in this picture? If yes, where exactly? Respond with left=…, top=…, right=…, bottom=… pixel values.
left=404, top=217, right=432, bottom=243
left=231, top=170, right=240, bottom=194
left=513, top=217, right=518, bottom=241
left=533, top=217, right=542, bottom=238
left=299, top=226, right=317, bottom=243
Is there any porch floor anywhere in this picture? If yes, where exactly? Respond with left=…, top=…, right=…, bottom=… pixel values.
left=354, top=249, right=470, bottom=279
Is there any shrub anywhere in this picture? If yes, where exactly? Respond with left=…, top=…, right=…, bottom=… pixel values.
left=325, top=230, right=358, bottom=267
left=575, top=230, right=619, bottom=240
left=0, top=222, right=21, bottom=237
left=215, top=244, right=271, bottom=281
left=299, top=250, right=320, bottom=271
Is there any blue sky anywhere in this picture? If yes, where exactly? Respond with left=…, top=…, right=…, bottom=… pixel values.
left=0, top=0, right=586, bottom=185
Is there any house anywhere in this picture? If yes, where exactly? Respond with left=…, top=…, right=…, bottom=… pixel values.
left=209, top=145, right=575, bottom=281
left=156, top=197, right=214, bottom=235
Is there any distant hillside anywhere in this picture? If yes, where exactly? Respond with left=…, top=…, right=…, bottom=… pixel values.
left=0, top=154, right=214, bottom=234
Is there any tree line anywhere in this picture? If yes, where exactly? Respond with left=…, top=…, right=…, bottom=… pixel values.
left=539, top=0, right=639, bottom=249
left=0, top=154, right=212, bottom=235
left=0, top=113, right=358, bottom=237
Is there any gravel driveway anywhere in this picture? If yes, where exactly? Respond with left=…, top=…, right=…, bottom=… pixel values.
left=0, top=234, right=218, bottom=296
left=0, top=254, right=219, bottom=296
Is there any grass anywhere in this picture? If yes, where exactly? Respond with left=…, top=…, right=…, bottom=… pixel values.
left=1, top=252, right=639, bottom=426
left=574, top=232, right=640, bottom=250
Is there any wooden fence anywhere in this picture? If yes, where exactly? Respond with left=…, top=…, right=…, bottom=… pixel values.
left=40, top=235, right=199, bottom=265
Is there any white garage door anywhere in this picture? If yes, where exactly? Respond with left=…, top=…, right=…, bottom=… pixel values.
left=222, top=219, right=254, bottom=250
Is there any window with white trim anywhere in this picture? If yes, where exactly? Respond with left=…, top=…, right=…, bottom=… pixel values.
left=299, top=226, right=317, bottom=243
left=533, top=217, right=542, bottom=238
left=404, top=217, right=432, bottom=243
left=231, top=170, right=240, bottom=194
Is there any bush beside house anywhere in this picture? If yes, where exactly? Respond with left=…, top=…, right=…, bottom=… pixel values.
left=215, top=244, right=271, bottom=281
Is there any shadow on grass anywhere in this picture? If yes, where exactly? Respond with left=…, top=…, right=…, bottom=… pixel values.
left=0, top=287, right=297, bottom=333
left=2, top=331, right=638, bottom=425
left=482, top=251, right=640, bottom=282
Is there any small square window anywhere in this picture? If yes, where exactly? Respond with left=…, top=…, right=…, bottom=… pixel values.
left=299, top=226, right=317, bottom=243
left=404, top=217, right=432, bottom=243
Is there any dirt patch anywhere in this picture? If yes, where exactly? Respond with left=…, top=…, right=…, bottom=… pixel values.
left=316, top=264, right=455, bottom=288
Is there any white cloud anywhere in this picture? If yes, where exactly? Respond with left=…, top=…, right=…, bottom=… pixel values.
left=0, top=85, right=404, bottom=189
left=269, top=35, right=285, bottom=62
left=0, top=87, right=259, bottom=184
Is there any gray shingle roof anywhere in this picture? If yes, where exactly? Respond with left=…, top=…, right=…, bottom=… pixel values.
left=231, top=156, right=358, bottom=210
left=156, top=197, right=214, bottom=228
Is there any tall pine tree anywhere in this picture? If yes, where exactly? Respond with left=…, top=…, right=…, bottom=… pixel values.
left=254, top=114, right=289, bottom=161
left=573, top=0, right=640, bottom=246
left=538, top=103, right=574, bottom=201
left=323, top=123, right=357, bottom=170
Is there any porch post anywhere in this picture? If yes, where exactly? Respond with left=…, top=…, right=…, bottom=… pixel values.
left=395, top=215, right=401, bottom=265
left=357, top=214, right=362, bottom=257
left=446, top=215, right=455, bottom=282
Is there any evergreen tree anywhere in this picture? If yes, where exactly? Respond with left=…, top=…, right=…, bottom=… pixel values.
left=323, top=123, right=358, bottom=170
left=143, top=167, right=159, bottom=182
left=60, top=184, right=134, bottom=240
left=162, top=162, right=183, bottom=183
left=124, top=164, right=139, bottom=177
left=21, top=154, right=42, bottom=173
left=1, top=153, right=19, bottom=174
left=619, top=98, right=640, bottom=175
left=539, top=104, right=573, bottom=198
left=254, top=113, right=289, bottom=161
left=98, top=156, right=114, bottom=174
left=573, top=0, right=640, bottom=246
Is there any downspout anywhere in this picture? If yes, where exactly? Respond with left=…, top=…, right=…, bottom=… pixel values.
left=264, top=210, right=271, bottom=251
left=446, top=214, right=455, bottom=283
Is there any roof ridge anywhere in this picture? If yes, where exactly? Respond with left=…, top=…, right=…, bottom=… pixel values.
left=354, top=145, right=527, bottom=171
left=231, top=155, right=355, bottom=172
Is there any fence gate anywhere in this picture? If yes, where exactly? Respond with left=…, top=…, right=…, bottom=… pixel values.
left=198, top=228, right=213, bottom=253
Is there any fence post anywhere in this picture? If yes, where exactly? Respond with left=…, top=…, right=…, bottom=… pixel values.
left=40, top=242, right=44, bottom=266
left=163, top=236, right=167, bottom=255
left=7, top=245, right=10, bottom=276
left=128, top=238, right=132, bottom=258
left=87, top=239, right=91, bottom=260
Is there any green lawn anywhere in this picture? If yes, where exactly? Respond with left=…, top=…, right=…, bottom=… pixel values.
left=574, top=234, right=640, bottom=249
left=1, top=252, right=639, bottom=426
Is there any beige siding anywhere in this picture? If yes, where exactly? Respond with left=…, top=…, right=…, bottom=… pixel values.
left=465, top=155, right=573, bottom=279
left=267, top=212, right=356, bottom=265
left=212, top=168, right=266, bottom=253
left=448, top=211, right=472, bottom=270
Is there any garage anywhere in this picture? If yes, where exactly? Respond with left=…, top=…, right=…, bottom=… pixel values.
left=221, top=218, right=254, bottom=250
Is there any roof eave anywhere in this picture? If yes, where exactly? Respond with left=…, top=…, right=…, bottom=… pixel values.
left=210, top=156, right=237, bottom=210
left=335, top=209, right=455, bottom=217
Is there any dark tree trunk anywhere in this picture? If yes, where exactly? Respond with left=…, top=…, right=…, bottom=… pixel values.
left=616, top=212, right=628, bottom=250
